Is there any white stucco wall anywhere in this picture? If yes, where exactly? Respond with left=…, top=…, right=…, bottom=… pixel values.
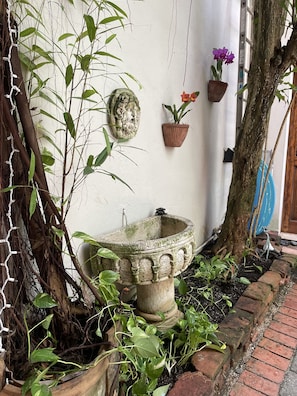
left=267, top=97, right=291, bottom=232
left=18, top=0, right=294, bottom=250
left=18, top=0, right=241, bottom=250
left=62, top=0, right=241, bottom=249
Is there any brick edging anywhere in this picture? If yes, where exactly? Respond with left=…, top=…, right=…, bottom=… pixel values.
left=168, top=255, right=295, bottom=396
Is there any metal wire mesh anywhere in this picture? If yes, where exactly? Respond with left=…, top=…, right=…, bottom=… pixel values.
left=0, top=0, right=19, bottom=353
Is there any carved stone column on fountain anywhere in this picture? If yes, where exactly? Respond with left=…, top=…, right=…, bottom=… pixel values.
left=84, top=214, right=196, bottom=330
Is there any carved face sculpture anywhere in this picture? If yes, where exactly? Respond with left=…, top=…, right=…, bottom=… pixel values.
left=108, top=88, right=141, bottom=140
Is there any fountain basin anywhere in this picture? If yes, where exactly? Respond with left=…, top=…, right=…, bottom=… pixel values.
left=85, top=214, right=195, bottom=329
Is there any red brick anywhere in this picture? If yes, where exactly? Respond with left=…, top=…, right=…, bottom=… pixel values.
left=239, top=370, right=280, bottom=396
left=264, top=326, right=297, bottom=348
left=220, top=309, right=253, bottom=345
left=274, top=311, right=297, bottom=328
left=257, top=271, right=281, bottom=292
left=218, top=327, right=246, bottom=352
left=257, top=337, right=294, bottom=359
left=270, top=259, right=291, bottom=278
left=191, top=347, right=230, bottom=380
left=243, top=282, right=273, bottom=304
left=279, top=305, right=297, bottom=319
left=235, top=296, right=266, bottom=323
left=252, top=346, right=291, bottom=371
left=284, top=291, right=297, bottom=303
left=246, top=357, right=286, bottom=383
left=288, top=287, right=297, bottom=296
left=285, top=287, right=297, bottom=298
left=229, top=382, right=265, bottom=396
left=282, top=296, right=297, bottom=310
left=281, top=254, right=297, bottom=266
left=167, top=371, right=213, bottom=396
left=269, top=320, right=297, bottom=339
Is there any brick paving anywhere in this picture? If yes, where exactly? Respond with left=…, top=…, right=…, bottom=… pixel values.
left=168, top=239, right=297, bottom=396
left=229, top=280, right=297, bottom=396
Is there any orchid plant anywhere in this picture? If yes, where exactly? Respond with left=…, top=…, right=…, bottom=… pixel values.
left=163, top=91, right=200, bottom=124
left=211, top=47, right=235, bottom=81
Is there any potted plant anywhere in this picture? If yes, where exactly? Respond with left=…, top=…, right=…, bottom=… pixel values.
left=162, top=91, right=200, bottom=147
left=0, top=1, right=135, bottom=394
left=208, top=47, right=235, bottom=102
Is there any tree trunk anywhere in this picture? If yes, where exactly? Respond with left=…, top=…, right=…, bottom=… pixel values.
left=216, top=0, right=297, bottom=258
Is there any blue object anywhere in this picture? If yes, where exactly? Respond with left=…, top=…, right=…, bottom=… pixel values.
left=250, top=160, right=276, bottom=235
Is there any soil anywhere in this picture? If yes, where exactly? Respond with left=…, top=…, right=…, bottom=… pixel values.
left=176, top=248, right=278, bottom=324
left=156, top=244, right=282, bottom=389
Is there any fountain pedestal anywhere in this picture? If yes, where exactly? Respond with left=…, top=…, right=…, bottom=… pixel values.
left=135, top=278, right=183, bottom=330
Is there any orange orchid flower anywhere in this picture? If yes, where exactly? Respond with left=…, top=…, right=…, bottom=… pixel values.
left=163, top=91, right=200, bottom=124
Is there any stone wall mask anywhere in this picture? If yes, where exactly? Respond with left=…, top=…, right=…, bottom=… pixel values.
left=107, top=88, right=141, bottom=140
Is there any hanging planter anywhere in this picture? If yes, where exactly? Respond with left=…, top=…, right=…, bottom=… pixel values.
left=162, top=123, right=189, bottom=147
left=208, top=80, right=228, bottom=102
left=208, top=47, right=235, bottom=102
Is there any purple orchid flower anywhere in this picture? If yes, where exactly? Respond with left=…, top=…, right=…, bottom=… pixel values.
left=211, top=47, right=235, bottom=81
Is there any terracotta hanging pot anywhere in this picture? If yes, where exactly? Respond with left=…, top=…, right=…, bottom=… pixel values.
left=208, top=80, right=228, bottom=102
left=162, top=123, right=189, bottom=147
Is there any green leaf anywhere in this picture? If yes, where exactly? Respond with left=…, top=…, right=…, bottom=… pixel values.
left=146, top=357, right=165, bottom=380
left=130, top=327, right=161, bottom=358
left=41, top=148, right=55, bottom=166
left=29, top=188, right=37, bottom=219
left=41, top=314, right=54, bottom=330
left=86, top=155, right=94, bottom=167
left=80, top=55, right=92, bottom=72
left=95, top=326, right=102, bottom=338
left=51, top=226, right=64, bottom=239
left=106, top=171, right=133, bottom=192
left=63, top=112, right=76, bottom=138
left=30, top=348, right=59, bottom=363
left=82, top=89, right=96, bottom=99
left=19, top=52, right=36, bottom=72
left=105, top=1, right=128, bottom=17
left=132, top=376, right=148, bottom=395
left=84, top=14, right=96, bottom=42
left=32, top=45, right=54, bottom=63
left=99, top=16, right=123, bottom=25
left=65, top=64, right=74, bottom=87
left=99, top=270, right=120, bottom=285
left=105, top=33, right=117, bottom=44
left=178, top=278, right=188, bottom=295
left=28, top=150, right=36, bottom=182
left=72, top=231, right=100, bottom=246
left=31, top=383, right=51, bottom=396
left=255, top=265, right=263, bottom=273
left=20, top=27, right=36, bottom=37
left=83, top=166, right=94, bottom=175
left=153, top=385, right=170, bottom=396
left=94, top=147, right=108, bottom=166
left=58, top=33, right=74, bottom=41
left=97, top=248, right=119, bottom=260
left=40, top=109, right=61, bottom=123
left=95, top=51, right=122, bottom=61
left=103, top=128, right=112, bottom=155
left=39, top=91, right=58, bottom=107
left=33, top=293, right=58, bottom=309
left=239, top=277, right=251, bottom=285
left=0, top=185, right=19, bottom=193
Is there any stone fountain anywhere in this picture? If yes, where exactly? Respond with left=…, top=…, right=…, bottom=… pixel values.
left=84, top=213, right=195, bottom=329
